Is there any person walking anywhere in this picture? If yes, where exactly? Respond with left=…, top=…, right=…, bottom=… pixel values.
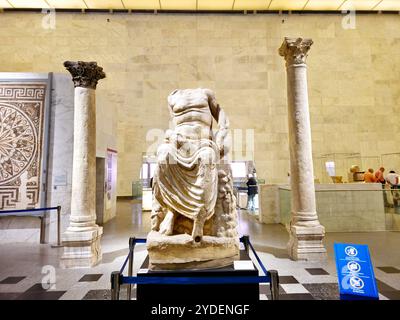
left=246, top=174, right=258, bottom=213
left=375, top=167, right=389, bottom=207
left=375, top=167, right=385, bottom=185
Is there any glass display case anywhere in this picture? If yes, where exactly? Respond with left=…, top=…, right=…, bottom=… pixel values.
left=132, top=180, right=143, bottom=199
left=313, top=153, right=362, bottom=183
left=278, top=186, right=400, bottom=232
left=313, top=153, right=384, bottom=183
left=140, top=154, right=157, bottom=188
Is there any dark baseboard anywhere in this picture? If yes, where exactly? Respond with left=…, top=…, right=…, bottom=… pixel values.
left=116, top=195, right=134, bottom=200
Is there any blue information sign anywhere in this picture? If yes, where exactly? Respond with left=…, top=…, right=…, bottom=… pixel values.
left=334, top=243, right=379, bottom=300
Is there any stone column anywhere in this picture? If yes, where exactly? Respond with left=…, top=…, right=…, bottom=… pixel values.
left=279, top=38, right=327, bottom=261
left=60, top=61, right=106, bottom=268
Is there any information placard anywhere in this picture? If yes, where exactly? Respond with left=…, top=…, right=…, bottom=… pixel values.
left=334, top=243, right=379, bottom=300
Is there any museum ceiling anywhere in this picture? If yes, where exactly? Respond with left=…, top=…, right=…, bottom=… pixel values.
left=0, top=0, right=399, bottom=12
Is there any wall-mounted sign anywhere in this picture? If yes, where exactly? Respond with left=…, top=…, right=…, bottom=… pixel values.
left=334, top=243, right=379, bottom=300
left=53, top=173, right=67, bottom=186
left=106, top=148, right=117, bottom=210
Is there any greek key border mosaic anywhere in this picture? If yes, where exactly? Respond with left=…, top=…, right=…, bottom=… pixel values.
left=0, top=83, right=46, bottom=209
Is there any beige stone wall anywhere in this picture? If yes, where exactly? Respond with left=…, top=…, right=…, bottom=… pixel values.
left=0, top=12, right=399, bottom=196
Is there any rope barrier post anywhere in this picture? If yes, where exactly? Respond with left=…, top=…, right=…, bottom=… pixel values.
left=241, top=235, right=250, bottom=254
left=51, top=206, right=63, bottom=248
left=39, top=216, right=46, bottom=244
left=57, top=206, right=61, bottom=246
left=127, top=237, right=136, bottom=300
left=0, top=207, right=64, bottom=246
left=268, top=270, right=280, bottom=300
left=111, top=271, right=121, bottom=300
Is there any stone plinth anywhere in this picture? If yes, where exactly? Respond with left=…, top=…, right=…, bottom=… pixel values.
left=60, top=227, right=103, bottom=268
left=287, top=225, right=326, bottom=261
left=147, top=231, right=240, bottom=270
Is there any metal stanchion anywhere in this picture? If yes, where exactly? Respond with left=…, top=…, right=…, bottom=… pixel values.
left=127, top=237, right=136, bottom=300
left=57, top=206, right=61, bottom=246
left=39, top=216, right=46, bottom=244
left=0, top=206, right=62, bottom=247
left=241, top=235, right=250, bottom=254
left=111, top=271, right=121, bottom=300
left=268, top=270, right=280, bottom=300
left=112, top=235, right=279, bottom=301
left=51, top=205, right=63, bottom=248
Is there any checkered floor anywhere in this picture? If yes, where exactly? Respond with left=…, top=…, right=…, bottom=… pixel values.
left=1, top=202, right=400, bottom=301
left=1, top=266, right=399, bottom=300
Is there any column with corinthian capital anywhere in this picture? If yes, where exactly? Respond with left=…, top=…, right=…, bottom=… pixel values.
left=279, top=38, right=327, bottom=261
left=60, top=61, right=106, bottom=268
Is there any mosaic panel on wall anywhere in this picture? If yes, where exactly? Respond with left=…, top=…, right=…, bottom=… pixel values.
left=0, top=83, right=46, bottom=209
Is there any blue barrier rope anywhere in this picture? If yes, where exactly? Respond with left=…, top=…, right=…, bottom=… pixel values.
left=134, top=238, right=146, bottom=244
left=0, top=207, right=60, bottom=214
left=120, top=247, right=132, bottom=273
left=121, top=275, right=270, bottom=285
left=247, top=240, right=268, bottom=276
left=120, top=238, right=147, bottom=273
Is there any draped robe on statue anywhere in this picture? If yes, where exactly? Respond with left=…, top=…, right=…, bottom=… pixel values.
left=153, top=137, right=219, bottom=224
left=151, top=88, right=229, bottom=242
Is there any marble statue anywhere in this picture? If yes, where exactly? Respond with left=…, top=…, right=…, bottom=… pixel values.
left=147, top=88, right=239, bottom=270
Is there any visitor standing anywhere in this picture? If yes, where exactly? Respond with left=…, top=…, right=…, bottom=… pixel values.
left=386, top=170, right=399, bottom=188
left=375, top=167, right=385, bottom=185
left=246, top=174, right=258, bottom=213
left=375, top=166, right=389, bottom=206
left=386, top=170, right=400, bottom=207
left=364, top=168, right=376, bottom=183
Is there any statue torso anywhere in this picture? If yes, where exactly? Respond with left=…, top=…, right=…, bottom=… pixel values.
left=169, top=89, right=213, bottom=140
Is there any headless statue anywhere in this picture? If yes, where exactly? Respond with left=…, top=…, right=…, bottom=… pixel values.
left=147, top=88, right=239, bottom=270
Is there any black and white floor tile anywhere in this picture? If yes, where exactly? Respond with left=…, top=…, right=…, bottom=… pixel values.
left=1, top=266, right=400, bottom=300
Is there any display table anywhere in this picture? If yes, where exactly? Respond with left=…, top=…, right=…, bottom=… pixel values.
left=142, top=187, right=152, bottom=211
left=136, top=250, right=259, bottom=301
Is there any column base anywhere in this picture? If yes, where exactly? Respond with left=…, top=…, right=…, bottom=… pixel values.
left=60, top=225, right=103, bottom=268
left=287, top=224, right=327, bottom=261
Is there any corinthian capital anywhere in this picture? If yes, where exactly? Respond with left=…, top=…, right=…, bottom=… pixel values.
left=279, top=37, right=313, bottom=66
left=64, top=61, right=106, bottom=89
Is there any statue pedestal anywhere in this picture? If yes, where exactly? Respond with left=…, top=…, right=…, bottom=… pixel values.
left=137, top=250, right=259, bottom=301
left=60, top=226, right=103, bottom=268
left=287, top=224, right=327, bottom=261
left=147, top=231, right=239, bottom=270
